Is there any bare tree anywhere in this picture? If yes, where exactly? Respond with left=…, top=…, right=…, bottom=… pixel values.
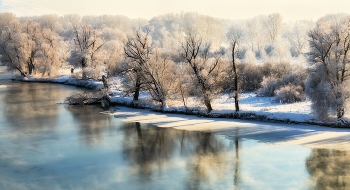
left=123, top=30, right=151, bottom=101
left=124, top=31, right=175, bottom=109
left=180, top=35, right=224, bottom=113
left=227, top=27, right=243, bottom=112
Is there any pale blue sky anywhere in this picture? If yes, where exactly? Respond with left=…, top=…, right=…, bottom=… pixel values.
left=1, top=0, right=350, bottom=21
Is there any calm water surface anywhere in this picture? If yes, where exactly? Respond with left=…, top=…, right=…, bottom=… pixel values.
left=0, top=67, right=349, bottom=190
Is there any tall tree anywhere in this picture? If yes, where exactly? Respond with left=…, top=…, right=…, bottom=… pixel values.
left=180, top=35, right=224, bottom=113
left=22, top=20, right=41, bottom=75
left=227, top=27, right=243, bottom=112
left=124, top=31, right=174, bottom=109
left=70, top=24, right=105, bottom=79
left=0, top=20, right=61, bottom=77
left=123, top=30, right=152, bottom=101
left=0, top=20, right=28, bottom=76
left=306, top=17, right=350, bottom=119
left=265, top=13, right=283, bottom=44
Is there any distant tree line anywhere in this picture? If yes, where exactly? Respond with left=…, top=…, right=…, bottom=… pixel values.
left=1, top=12, right=350, bottom=120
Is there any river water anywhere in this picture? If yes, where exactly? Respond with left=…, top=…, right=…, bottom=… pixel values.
left=0, top=66, right=349, bottom=190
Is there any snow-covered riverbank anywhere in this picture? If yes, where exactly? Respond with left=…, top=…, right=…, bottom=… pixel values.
left=110, top=106, right=350, bottom=151
left=11, top=73, right=350, bottom=127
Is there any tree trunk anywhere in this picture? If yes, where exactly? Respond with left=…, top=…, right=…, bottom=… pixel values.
left=102, top=75, right=108, bottom=89
left=203, top=91, right=212, bottom=113
left=28, top=62, right=33, bottom=75
left=81, top=58, right=87, bottom=79
left=27, top=58, right=34, bottom=75
left=82, top=69, right=87, bottom=80
left=161, top=99, right=167, bottom=110
left=133, top=76, right=141, bottom=101
left=232, top=50, right=239, bottom=112
left=19, top=70, right=26, bottom=77
left=337, top=107, right=345, bottom=119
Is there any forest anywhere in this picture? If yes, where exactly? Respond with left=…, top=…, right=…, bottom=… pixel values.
left=0, top=11, right=350, bottom=121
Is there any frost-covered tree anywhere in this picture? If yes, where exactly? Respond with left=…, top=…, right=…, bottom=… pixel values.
left=306, top=17, right=350, bottom=119
left=244, top=16, right=268, bottom=53
left=22, top=20, right=42, bottom=75
left=22, top=20, right=61, bottom=76
left=0, top=20, right=28, bottom=76
left=57, top=40, right=70, bottom=67
left=0, top=12, right=16, bottom=35
left=70, top=24, right=105, bottom=79
left=39, top=14, right=59, bottom=31
left=180, top=35, right=224, bottom=113
left=0, top=19, right=60, bottom=76
left=37, top=28, right=60, bottom=76
left=124, top=31, right=175, bottom=109
left=271, top=37, right=292, bottom=62
left=265, top=13, right=283, bottom=44
left=287, top=20, right=314, bottom=57
left=146, top=12, right=225, bottom=50
left=143, top=49, right=176, bottom=109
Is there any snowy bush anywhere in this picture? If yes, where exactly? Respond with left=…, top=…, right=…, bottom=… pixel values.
left=84, top=66, right=103, bottom=80
left=274, top=85, right=305, bottom=103
left=239, top=63, right=263, bottom=92
left=261, top=60, right=292, bottom=79
left=282, top=72, right=305, bottom=87
left=257, top=76, right=280, bottom=97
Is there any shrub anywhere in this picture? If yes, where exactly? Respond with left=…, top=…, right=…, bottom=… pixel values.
left=257, top=76, right=280, bottom=97
left=274, top=84, right=305, bottom=103
left=261, top=60, right=292, bottom=79
left=239, top=62, right=263, bottom=92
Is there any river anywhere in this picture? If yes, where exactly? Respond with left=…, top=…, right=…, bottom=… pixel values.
left=0, top=66, right=349, bottom=190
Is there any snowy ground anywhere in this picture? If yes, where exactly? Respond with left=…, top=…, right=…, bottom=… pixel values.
left=10, top=68, right=349, bottom=126
left=107, top=76, right=316, bottom=123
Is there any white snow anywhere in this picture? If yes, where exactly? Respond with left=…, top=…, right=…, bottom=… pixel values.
left=10, top=68, right=349, bottom=126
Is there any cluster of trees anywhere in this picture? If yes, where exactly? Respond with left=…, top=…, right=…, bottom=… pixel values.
left=2, top=12, right=350, bottom=120
left=0, top=19, right=60, bottom=76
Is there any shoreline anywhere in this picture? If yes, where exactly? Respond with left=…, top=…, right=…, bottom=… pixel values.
left=11, top=75, right=350, bottom=128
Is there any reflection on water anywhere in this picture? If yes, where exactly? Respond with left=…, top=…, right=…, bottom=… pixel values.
left=1, top=72, right=350, bottom=189
left=3, top=83, right=60, bottom=131
left=307, top=149, right=350, bottom=190
left=121, top=122, right=233, bottom=189
left=65, top=105, right=114, bottom=146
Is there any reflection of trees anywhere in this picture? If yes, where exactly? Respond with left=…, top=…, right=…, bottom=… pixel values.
left=121, top=122, right=179, bottom=179
left=120, top=122, right=241, bottom=188
left=3, top=83, right=60, bottom=132
left=185, top=132, right=228, bottom=190
left=306, top=149, right=350, bottom=190
left=234, top=128, right=240, bottom=190
left=65, top=105, right=113, bottom=146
